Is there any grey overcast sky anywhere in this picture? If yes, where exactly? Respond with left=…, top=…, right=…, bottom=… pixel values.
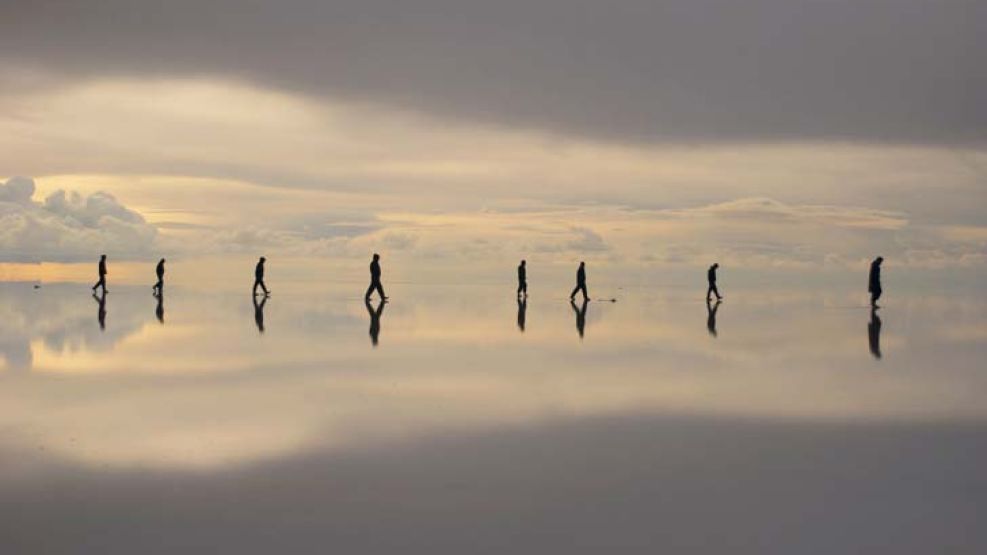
left=2, top=0, right=985, bottom=145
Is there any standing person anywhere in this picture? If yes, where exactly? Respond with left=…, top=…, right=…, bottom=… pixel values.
left=155, top=291, right=165, bottom=324
left=868, top=307, right=882, bottom=359
left=517, top=259, right=527, bottom=298
left=869, top=256, right=884, bottom=308
left=253, top=256, right=269, bottom=297
left=569, top=261, right=589, bottom=302
left=365, top=253, right=387, bottom=301
left=152, top=258, right=165, bottom=296
left=706, top=263, right=722, bottom=301
left=92, top=254, right=108, bottom=294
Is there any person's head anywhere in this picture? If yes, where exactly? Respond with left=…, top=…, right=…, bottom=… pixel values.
left=160, top=258, right=166, bottom=263
left=712, top=262, right=719, bottom=269
left=579, top=261, right=585, bottom=267
left=259, top=256, right=266, bottom=263
left=521, top=259, right=526, bottom=266
left=100, top=254, right=106, bottom=260
left=875, top=256, right=884, bottom=265
left=373, top=253, right=380, bottom=261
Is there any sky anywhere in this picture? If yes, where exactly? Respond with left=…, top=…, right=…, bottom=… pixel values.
left=0, top=0, right=985, bottom=285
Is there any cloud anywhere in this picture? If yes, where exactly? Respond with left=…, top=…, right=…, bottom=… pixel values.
left=566, top=226, right=609, bottom=252
left=0, top=177, right=157, bottom=262
left=0, top=283, right=149, bottom=373
left=663, top=198, right=909, bottom=231
left=1, top=0, right=984, bottom=145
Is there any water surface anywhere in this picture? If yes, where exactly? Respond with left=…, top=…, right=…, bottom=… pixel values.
left=1, top=282, right=984, bottom=553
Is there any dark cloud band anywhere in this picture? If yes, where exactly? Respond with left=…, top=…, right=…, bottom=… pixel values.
left=2, top=0, right=984, bottom=145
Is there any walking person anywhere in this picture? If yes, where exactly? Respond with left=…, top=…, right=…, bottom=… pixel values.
left=365, top=298, right=385, bottom=346
left=92, top=254, right=108, bottom=294
left=517, top=259, right=527, bottom=297
left=706, top=263, right=722, bottom=301
left=569, top=261, right=589, bottom=302
left=152, top=258, right=165, bottom=296
left=253, top=256, right=269, bottom=297
left=253, top=294, right=267, bottom=333
left=571, top=298, right=588, bottom=339
left=706, top=298, right=721, bottom=338
left=869, top=256, right=884, bottom=308
left=93, top=290, right=107, bottom=330
left=365, top=253, right=387, bottom=301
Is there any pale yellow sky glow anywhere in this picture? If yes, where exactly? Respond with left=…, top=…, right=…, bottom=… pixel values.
left=0, top=77, right=985, bottom=283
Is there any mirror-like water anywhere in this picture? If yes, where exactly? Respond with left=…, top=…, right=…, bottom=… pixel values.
left=1, top=282, right=984, bottom=553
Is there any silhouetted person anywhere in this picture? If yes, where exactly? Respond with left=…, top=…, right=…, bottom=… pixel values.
left=152, top=258, right=165, bottom=295
left=517, top=260, right=527, bottom=297
left=517, top=297, right=527, bottom=332
left=571, top=298, right=588, bottom=339
left=365, top=253, right=387, bottom=301
left=155, top=291, right=164, bottom=324
left=569, top=261, right=589, bottom=302
left=253, top=256, right=269, bottom=297
left=706, top=298, right=721, bottom=338
left=93, top=291, right=106, bottom=331
left=253, top=294, right=267, bottom=333
left=869, top=256, right=883, bottom=308
left=92, top=254, right=108, bottom=294
left=706, top=263, right=722, bottom=301
left=365, top=298, right=385, bottom=347
left=868, top=307, right=882, bottom=359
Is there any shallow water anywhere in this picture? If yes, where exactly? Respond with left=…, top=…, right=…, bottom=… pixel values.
left=1, top=282, right=985, bottom=553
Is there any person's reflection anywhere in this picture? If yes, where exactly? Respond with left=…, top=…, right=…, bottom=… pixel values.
left=517, top=297, right=527, bottom=333
left=253, top=294, right=267, bottom=334
left=706, top=298, right=721, bottom=338
left=155, top=291, right=165, bottom=324
left=571, top=298, right=588, bottom=339
left=92, top=291, right=107, bottom=331
left=868, top=307, right=882, bottom=359
left=365, top=298, right=385, bottom=347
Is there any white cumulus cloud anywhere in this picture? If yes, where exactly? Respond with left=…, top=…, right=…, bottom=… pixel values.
left=0, top=176, right=157, bottom=262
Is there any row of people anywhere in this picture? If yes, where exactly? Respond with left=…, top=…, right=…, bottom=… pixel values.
left=91, top=286, right=883, bottom=359
left=90, top=254, right=886, bottom=307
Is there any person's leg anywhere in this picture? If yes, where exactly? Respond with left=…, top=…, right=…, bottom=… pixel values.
left=375, top=281, right=386, bottom=299
left=570, top=285, right=579, bottom=300
left=706, top=285, right=713, bottom=300
left=261, top=280, right=269, bottom=295
left=365, top=282, right=376, bottom=300
left=522, top=282, right=527, bottom=296
left=580, top=284, right=589, bottom=301
left=713, top=284, right=721, bottom=299
left=253, top=279, right=259, bottom=296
